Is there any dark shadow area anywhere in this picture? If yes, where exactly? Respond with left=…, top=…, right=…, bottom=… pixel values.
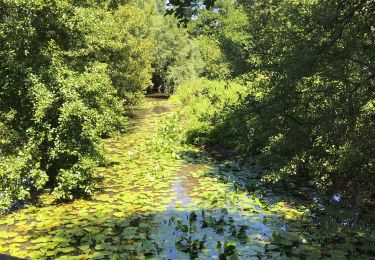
left=0, top=254, right=25, bottom=260
left=206, top=97, right=375, bottom=211
left=201, top=145, right=238, bottom=161
left=177, top=148, right=375, bottom=258
left=146, top=93, right=170, bottom=99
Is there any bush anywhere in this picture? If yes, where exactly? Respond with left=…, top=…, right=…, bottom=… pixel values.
left=170, top=78, right=247, bottom=147
left=152, top=15, right=203, bottom=93
left=0, top=0, right=155, bottom=211
left=171, top=0, right=375, bottom=202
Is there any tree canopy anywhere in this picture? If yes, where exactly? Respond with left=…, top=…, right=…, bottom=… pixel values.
left=170, top=0, right=375, bottom=202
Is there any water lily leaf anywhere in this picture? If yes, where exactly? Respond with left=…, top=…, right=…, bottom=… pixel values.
left=90, top=251, right=107, bottom=259
left=15, top=224, right=34, bottom=232
left=280, top=239, right=293, bottom=246
left=118, top=220, right=130, bottom=227
left=59, top=247, right=75, bottom=253
left=45, top=250, right=58, bottom=257
left=244, top=244, right=265, bottom=254
left=139, top=223, right=149, bottom=229
left=0, top=231, right=18, bottom=239
left=96, top=194, right=112, bottom=202
left=141, top=240, right=155, bottom=253
left=78, top=244, right=91, bottom=252
left=95, top=234, right=107, bottom=242
left=11, top=235, right=31, bottom=243
left=27, top=250, right=42, bottom=258
left=95, top=244, right=106, bottom=251
left=226, top=254, right=239, bottom=260
left=0, top=218, right=15, bottom=225
left=30, top=236, right=52, bottom=244
left=84, top=226, right=102, bottom=234
left=113, top=212, right=125, bottom=218
left=221, top=208, right=229, bottom=216
left=267, top=244, right=279, bottom=250
left=122, top=228, right=137, bottom=240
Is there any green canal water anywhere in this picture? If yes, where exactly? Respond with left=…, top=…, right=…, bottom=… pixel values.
left=0, top=98, right=374, bottom=259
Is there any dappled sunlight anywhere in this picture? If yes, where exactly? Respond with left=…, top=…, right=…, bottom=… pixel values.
left=0, top=99, right=373, bottom=259
left=1, top=0, right=374, bottom=258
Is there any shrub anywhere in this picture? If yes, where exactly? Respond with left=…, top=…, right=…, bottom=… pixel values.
left=0, top=0, right=155, bottom=211
left=170, top=78, right=247, bottom=147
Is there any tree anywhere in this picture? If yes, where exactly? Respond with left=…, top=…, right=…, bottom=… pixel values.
left=0, top=0, right=156, bottom=211
left=234, top=0, right=374, bottom=198
left=171, top=0, right=375, bottom=200
left=151, top=10, right=202, bottom=93
left=187, top=0, right=249, bottom=78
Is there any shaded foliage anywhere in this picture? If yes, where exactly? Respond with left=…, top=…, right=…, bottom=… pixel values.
left=166, top=0, right=216, bottom=24
left=187, top=0, right=249, bottom=78
left=236, top=0, right=375, bottom=202
left=151, top=13, right=202, bottom=94
left=172, top=0, right=375, bottom=204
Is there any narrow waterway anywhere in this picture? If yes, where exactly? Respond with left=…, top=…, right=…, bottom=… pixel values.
left=0, top=98, right=373, bottom=259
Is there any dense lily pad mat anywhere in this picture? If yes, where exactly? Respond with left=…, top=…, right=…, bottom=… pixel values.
left=0, top=98, right=374, bottom=259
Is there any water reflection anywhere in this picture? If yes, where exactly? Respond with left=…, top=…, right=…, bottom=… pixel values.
left=332, top=194, right=342, bottom=202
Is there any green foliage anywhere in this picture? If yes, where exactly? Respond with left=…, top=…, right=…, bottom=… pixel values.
left=195, top=36, right=231, bottom=80
left=152, top=15, right=203, bottom=93
left=234, top=0, right=374, bottom=199
left=153, top=0, right=248, bottom=90
left=166, top=0, right=216, bottom=24
left=102, top=2, right=155, bottom=107
left=173, top=0, right=375, bottom=200
left=170, top=78, right=247, bottom=147
left=0, top=0, right=155, bottom=210
left=188, top=0, right=249, bottom=78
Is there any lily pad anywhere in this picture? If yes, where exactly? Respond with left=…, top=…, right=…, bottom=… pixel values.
left=59, top=247, right=75, bottom=253
left=113, top=212, right=125, bottom=218
left=0, top=231, right=18, bottom=239
left=30, top=236, right=52, bottom=244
